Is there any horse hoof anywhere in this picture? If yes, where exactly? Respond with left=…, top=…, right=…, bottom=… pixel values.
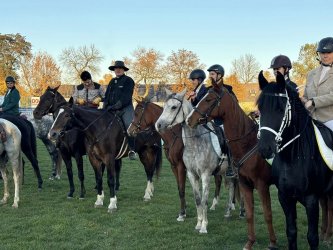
left=108, top=208, right=117, bottom=213
left=67, top=196, right=74, bottom=199
left=224, top=213, right=232, bottom=218
left=12, top=203, right=18, bottom=208
left=0, top=200, right=7, bottom=205
left=199, top=229, right=207, bottom=234
left=94, top=204, right=103, bottom=208
left=143, top=196, right=151, bottom=202
left=176, top=215, right=186, bottom=222
left=38, top=187, right=42, bottom=192
left=79, top=197, right=85, bottom=200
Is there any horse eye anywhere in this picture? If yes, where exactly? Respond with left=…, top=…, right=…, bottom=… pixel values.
left=171, top=106, right=177, bottom=110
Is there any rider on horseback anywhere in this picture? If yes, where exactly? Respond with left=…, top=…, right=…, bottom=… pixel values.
left=73, top=71, right=105, bottom=108
left=103, top=61, right=137, bottom=160
left=270, top=55, right=298, bottom=91
left=206, top=65, right=237, bottom=178
left=0, top=76, right=20, bottom=116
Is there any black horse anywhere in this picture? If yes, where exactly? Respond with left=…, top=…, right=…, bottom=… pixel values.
left=33, top=86, right=93, bottom=198
left=257, top=71, right=333, bottom=249
left=48, top=99, right=162, bottom=212
left=0, top=113, right=43, bottom=189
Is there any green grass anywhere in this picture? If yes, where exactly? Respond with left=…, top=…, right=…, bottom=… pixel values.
left=0, top=140, right=331, bottom=249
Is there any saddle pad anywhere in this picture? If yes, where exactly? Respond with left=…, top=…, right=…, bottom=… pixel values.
left=210, top=131, right=222, bottom=157
left=313, top=121, right=333, bottom=171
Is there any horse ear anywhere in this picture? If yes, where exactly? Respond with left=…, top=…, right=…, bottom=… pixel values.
left=178, top=88, right=187, bottom=99
left=164, top=87, right=172, bottom=97
left=276, top=71, right=286, bottom=90
left=54, top=85, right=61, bottom=92
left=258, top=70, right=268, bottom=90
left=68, top=96, right=74, bottom=106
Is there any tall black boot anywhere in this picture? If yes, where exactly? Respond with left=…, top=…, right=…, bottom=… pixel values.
left=127, top=136, right=137, bottom=160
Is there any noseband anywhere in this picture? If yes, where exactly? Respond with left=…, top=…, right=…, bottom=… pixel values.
left=258, top=91, right=300, bottom=152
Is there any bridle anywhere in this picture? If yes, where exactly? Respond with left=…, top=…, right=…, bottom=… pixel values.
left=38, top=89, right=66, bottom=118
left=165, top=94, right=185, bottom=129
left=130, top=102, right=152, bottom=133
left=192, top=89, right=224, bottom=125
left=258, top=90, right=301, bottom=153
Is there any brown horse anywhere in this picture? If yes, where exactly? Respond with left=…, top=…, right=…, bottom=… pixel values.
left=128, top=99, right=244, bottom=222
left=186, top=86, right=277, bottom=249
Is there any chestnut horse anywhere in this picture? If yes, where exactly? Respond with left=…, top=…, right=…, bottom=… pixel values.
left=128, top=98, right=244, bottom=221
left=186, top=86, right=277, bottom=249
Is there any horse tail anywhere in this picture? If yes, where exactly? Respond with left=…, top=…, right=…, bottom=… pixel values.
left=25, top=120, right=37, bottom=158
left=154, top=143, right=163, bottom=179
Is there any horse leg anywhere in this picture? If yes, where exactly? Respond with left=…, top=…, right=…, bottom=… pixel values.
left=75, top=154, right=85, bottom=199
left=304, top=195, right=319, bottom=250
left=139, top=148, right=155, bottom=201
left=61, top=151, right=75, bottom=198
left=24, top=150, right=43, bottom=190
left=41, top=138, right=58, bottom=179
left=239, top=182, right=256, bottom=250
left=278, top=191, right=297, bottom=250
left=210, top=174, right=222, bottom=211
left=0, top=166, right=9, bottom=205
left=224, top=178, right=235, bottom=218
left=200, top=173, right=211, bottom=234
left=257, top=182, right=277, bottom=249
left=187, top=171, right=202, bottom=231
left=106, top=157, right=117, bottom=213
left=176, top=163, right=186, bottom=221
left=115, top=160, right=121, bottom=191
left=89, top=153, right=104, bottom=208
left=320, top=197, right=328, bottom=241
left=325, top=197, right=333, bottom=244
left=237, top=181, right=246, bottom=219
left=11, top=161, right=21, bottom=208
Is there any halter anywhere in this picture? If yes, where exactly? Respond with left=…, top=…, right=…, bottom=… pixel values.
left=258, top=91, right=300, bottom=153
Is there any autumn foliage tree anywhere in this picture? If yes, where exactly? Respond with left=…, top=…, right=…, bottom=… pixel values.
left=231, top=54, right=260, bottom=84
left=59, top=44, right=103, bottom=83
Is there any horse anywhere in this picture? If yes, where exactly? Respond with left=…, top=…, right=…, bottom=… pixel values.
left=48, top=101, right=162, bottom=212
left=186, top=86, right=277, bottom=249
left=256, top=71, right=333, bottom=249
left=128, top=97, right=244, bottom=222
left=0, top=118, right=23, bottom=208
left=33, top=86, right=89, bottom=198
left=26, top=114, right=62, bottom=179
left=154, top=89, right=231, bottom=234
left=0, top=113, right=43, bottom=190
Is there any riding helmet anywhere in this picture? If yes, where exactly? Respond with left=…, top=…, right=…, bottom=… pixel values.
left=189, top=69, right=206, bottom=80
left=270, top=55, right=292, bottom=69
left=207, top=64, right=225, bottom=77
left=317, top=37, right=333, bottom=53
left=5, top=76, right=16, bottom=83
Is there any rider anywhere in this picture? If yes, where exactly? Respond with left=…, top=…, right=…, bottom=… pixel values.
left=72, top=71, right=104, bottom=108
left=270, top=55, right=298, bottom=91
left=206, top=64, right=237, bottom=178
left=0, top=76, right=20, bottom=116
left=303, top=37, right=333, bottom=131
left=188, top=69, right=207, bottom=106
left=103, top=61, right=137, bottom=160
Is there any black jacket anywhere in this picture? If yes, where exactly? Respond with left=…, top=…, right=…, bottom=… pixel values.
left=103, top=75, right=135, bottom=110
left=191, top=84, right=208, bottom=106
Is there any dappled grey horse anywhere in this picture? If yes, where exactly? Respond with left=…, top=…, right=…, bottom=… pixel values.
left=156, top=89, right=227, bottom=234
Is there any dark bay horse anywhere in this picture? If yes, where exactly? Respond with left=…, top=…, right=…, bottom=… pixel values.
left=48, top=102, right=162, bottom=212
left=128, top=98, right=244, bottom=222
left=0, top=113, right=43, bottom=190
left=256, top=71, right=333, bottom=249
left=186, top=87, right=277, bottom=249
left=33, top=86, right=89, bottom=198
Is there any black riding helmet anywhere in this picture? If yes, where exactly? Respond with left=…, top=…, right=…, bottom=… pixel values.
left=189, top=69, right=206, bottom=81
left=207, top=64, right=225, bottom=77
left=5, top=76, right=16, bottom=83
left=317, top=37, right=333, bottom=53
left=270, top=55, right=292, bottom=69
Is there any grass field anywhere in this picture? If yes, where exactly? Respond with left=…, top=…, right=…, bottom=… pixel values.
left=0, top=140, right=331, bottom=250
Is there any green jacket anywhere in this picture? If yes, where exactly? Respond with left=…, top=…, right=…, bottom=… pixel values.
left=1, top=87, right=20, bottom=116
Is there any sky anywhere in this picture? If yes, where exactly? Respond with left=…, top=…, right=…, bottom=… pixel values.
left=1, top=0, right=332, bottom=81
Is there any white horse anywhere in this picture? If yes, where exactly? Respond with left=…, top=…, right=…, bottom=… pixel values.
left=0, top=118, right=23, bottom=208
left=156, top=89, right=225, bottom=234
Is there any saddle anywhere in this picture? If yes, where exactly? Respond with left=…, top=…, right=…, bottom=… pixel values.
left=0, top=124, right=7, bottom=143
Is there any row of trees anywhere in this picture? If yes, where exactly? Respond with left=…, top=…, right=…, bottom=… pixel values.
left=0, top=33, right=319, bottom=96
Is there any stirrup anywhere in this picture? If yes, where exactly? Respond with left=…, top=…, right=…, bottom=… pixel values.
left=128, top=150, right=137, bottom=160
left=225, top=169, right=236, bottom=178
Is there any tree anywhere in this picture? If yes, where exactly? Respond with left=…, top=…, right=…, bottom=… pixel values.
left=19, top=52, right=61, bottom=96
left=98, top=73, right=113, bottom=85
left=0, top=33, right=32, bottom=81
left=59, top=44, right=103, bottom=83
left=129, top=47, right=164, bottom=85
left=231, top=54, right=260, bottom=84
left=166, top=49, right=205, bottom=88
left=292, top=43, right=318, bottom=84
left=224, top=73, right=239, bottom=85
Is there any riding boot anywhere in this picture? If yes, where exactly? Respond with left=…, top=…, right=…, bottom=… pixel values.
left=127, top=136, right=137, bottom=160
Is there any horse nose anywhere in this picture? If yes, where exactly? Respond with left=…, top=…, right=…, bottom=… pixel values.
left=48, top=131, right=58, bottom=140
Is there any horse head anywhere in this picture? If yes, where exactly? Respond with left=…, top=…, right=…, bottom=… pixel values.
left=257, top=71, right=291, bottom=158
left=48, top=101, right=74, bottom=141
left=186, top=85, right=226, bottom=128
left=33, top=85, right=66, bottom=120
left=155, top=88, right=190, bottom=133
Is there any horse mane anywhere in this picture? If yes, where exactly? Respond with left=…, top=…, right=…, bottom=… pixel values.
left=257, top=80, right=315, bottom=161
